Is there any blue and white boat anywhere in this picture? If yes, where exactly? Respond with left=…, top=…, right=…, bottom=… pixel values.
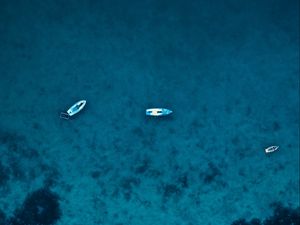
left=146, top=108, right=173, bottom=117
left=60, top=100, right=86, bottom=120
left=265, top=145, right=279, bottom=154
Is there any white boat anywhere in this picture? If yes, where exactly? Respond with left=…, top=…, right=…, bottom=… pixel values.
left=146, top=108, right=173, bottom=116
left=265, top=145, right=279, bottom=154
left=60, top=100, right=86, bottom=119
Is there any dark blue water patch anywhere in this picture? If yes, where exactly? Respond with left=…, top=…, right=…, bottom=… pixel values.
left=113, top=177, right=141, bottom=201
left=232, top=218, right=261, bottom=225
left=90, top=170, right=102, bottom=179
left=133, top=158, right=151, bottom=175
left=0, top=128, right=61, bottom=186
left=231, top=202, right=300, bottom=225
left=0, top=209, right=6, bottom=225
left=0, top=161, right=10, bottom=186
left=202, top=162, right=222, bottom=184
left=6, top=188, right=61, bottom=225
left=161, top=183, right=182, bottom=199
left=0, top=130, right=39, bottom=159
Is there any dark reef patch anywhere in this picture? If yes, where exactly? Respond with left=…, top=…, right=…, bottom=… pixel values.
left=8, top=157, right=26, bottom=181
left=159, top=183, right=183, bottom=203
left=145, top=168, right=162, bottom=178
left=0, top=130, right=39, bottom=159
left=42, top=167, right=61, bottom=188
left=272, top=121, right=281, bottom=132
left=177, top=173, right=189, bottom=189
left=7, top=188, right=61, bottom=225
left=231, top=202, right=300, bottom=225
left=133, top=158, right=151, bottom=174
left=0, top=129, right=60, bottom=187
left=32, top=122, right=42, bottom=130
left=0, top=161, right=10, bottom=186
left=231, top=136, right=240, bottom=146
left=90, top=171, right=101, bottom=179
left=0, top=209, right=6, bottom=225
left=119, top=177, right=140, bottom=201
left=190, top=119, right=205, bottom=131
left=264, top=202, right=300, bottom=225
left=131, top=127, right=144, bottom=138
left=202, top=162, right=222, bottom=184
left=232, top=218, right=261, bottom=225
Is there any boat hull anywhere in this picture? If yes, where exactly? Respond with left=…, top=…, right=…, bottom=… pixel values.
left=265, top=146, right=279, bottom=154
left=146, top=108, right=173, bottom=116
left=67, top=100, right=86, bottom=116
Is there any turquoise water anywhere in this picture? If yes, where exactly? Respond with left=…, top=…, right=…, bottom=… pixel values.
left=0, top=0, right=299, bottom=224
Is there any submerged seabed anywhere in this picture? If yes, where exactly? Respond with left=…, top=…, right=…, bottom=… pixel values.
left=0, top=0, right=299, bottom=224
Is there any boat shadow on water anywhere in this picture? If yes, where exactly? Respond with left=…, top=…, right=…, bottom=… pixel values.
left=145, top=114, right=175, bottom=123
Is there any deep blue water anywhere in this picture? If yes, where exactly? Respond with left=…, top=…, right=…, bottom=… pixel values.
left=0, top=0, right=299, bottom=225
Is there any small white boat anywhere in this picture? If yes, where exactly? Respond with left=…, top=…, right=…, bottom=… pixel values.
left=265, top=145, right=279, bottom=154
left=60, top=100, right=86, bottom=120
left=146, top=108, right=173, bottom=117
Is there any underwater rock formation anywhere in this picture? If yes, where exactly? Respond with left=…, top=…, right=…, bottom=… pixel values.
left=0, top=162, right=10, bottom=186
left=7, top=188, right=61, bottom=225
left=0, top=209, right=6, bottom=225
left=231, top=202, right=300, bottom=225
